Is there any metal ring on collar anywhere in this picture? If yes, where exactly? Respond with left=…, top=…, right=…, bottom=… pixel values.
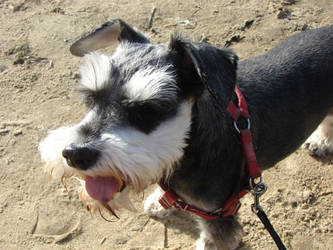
left=233, top=118, right=250, bottom=133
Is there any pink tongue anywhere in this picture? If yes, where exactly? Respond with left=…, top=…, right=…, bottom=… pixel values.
left=85, top=176, right=121, bottom=202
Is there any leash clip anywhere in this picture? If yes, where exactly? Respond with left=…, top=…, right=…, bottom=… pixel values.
left=249, top=179, right=267, bottom=214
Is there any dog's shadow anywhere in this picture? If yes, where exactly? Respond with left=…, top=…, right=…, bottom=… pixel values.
left=150, top=209, right=200, bottom=239
left=150, top=210, right=252, bottom=249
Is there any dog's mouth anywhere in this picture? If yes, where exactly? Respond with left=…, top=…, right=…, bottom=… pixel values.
left=76, top=173, right=138, bottom=220
left=85, top=175, right=125, bottom=202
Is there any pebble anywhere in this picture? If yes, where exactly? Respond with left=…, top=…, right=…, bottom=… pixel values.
left=0, top=129, right=10, bottom=135
left=277, top=8, right=290, bottom=19
left=303, top=190, right=315, bottom=204
left=91, top=7, right=99, bottom=13
left=13, top=129, right=23, bottom=136
left=301, top=203, right=309, bottom=209
left=296, top=23, right=308, bottom=31
left=281, top=0, right=296, bottom=5
left=115, top=236, right=128, bottom=245
left=329, top=224, right=333, bottom=233
left=99, top=237, right=106, bottom=245
left=290, top=201, right=298, bottom=208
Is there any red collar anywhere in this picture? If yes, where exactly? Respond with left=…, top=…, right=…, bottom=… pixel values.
left=158, top=86, right=261, bottom=220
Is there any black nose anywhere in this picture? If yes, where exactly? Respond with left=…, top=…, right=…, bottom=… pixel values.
left=62, top=144, right=99, bottom=170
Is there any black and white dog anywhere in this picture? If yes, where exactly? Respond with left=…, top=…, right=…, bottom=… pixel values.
left=39, top=19, right=333, bottom=249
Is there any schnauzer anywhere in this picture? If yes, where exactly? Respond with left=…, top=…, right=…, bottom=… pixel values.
left=39, top=19, right=333, bottom=249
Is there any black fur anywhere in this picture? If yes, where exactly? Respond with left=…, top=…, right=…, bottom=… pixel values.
left=65, top=20, right=333, bottom=248
left=165, top=25, right=333, bottom=247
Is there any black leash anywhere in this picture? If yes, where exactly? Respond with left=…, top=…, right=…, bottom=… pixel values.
left=250, top=182, right=287, bottom=250
left=210, top=85, right=287, bottom=249
left=255, top=208, right=287, bottom=250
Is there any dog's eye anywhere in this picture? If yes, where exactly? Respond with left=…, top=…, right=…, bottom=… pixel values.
left=126, top=101, right=176, bottom=134
left=127, top=102, right=158, bottom=133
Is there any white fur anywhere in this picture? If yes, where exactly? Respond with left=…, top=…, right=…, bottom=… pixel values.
left=38, top=126, right=79, bottom=179
left=125, top=66, right=178, bottom=102
left=144, top=187, right=173, bottom=218
left=79, top=53, right=111, bottom=92
left=38, top=110, right=99, bottom=179
left=303, top=114, right=333, bottom=156
left=39, top=102, right=192, bottom=213
left=196, top=231, right=217, bottom=250
left=84, top=102, right=192, bottom=190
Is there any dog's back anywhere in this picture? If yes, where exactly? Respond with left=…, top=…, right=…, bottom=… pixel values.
left=237, top=26, right=333, bottom=168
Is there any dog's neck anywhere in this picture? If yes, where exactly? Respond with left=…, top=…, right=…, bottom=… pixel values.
left=164, top=90, right=248, bottom=211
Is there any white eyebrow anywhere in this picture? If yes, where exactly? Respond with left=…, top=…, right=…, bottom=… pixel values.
left=124, top=66, right=178, bottom=102
left=79, top=52, right=111, bottom=92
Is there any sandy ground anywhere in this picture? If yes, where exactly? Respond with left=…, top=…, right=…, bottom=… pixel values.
left=0, top=0, right=332, bottom=249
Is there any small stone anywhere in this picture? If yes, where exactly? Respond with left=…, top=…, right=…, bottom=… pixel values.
left=99, top=237, right=106, bottom=245
left=290, top=201, right=298, bottom=208
left=329, top=224, right=333, bottom=233
left=295, top=23, right=309, bottom=31
left=277, top=8, right=290, bottom=19
left=51, top=7, right=65, bottom=14
left=115, top=236, right=128, bottom=245
left=241, top=20, right=254, bottom=31
left=281, top=0, right=296, bottom=5
left=13, top=57, right=25, bottom=65
left=301, top=203, right=309, bottom=209
left=0, top=129, right=10, bottom=135
left=12, top=2, right=26, bottom=12
left=303, top=190, right=315, bottom=204
left=13, top=129, right=23, bottom=136
left=73, top=73, right=80, bottom=79
left=91, top=7, right=99, bottom=13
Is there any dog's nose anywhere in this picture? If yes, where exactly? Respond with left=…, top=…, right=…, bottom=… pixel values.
left=62, top=144, right=99, bottom=170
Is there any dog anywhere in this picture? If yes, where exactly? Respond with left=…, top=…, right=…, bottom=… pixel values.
left=39, top=19, right=333, bottom=249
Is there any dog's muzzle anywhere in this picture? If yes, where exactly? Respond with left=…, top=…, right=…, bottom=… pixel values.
left=62, top=143, right=126, bottom=206
left=62, top=143, right=99, bottom=170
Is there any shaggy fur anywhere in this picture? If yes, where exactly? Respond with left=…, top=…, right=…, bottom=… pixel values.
left=39, top=19, right=333, bottom=249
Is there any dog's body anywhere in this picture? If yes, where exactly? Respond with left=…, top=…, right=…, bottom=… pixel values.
left=39, top=20, right=333, bottom=249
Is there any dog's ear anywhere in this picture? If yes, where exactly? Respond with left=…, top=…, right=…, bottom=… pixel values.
left=70, top=19, right=150, bottom=57
left=169, top=35, right=238, bottom=109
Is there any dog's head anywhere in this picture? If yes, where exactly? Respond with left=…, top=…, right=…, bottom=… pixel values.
left=39, top=19, right=237, bottom=216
